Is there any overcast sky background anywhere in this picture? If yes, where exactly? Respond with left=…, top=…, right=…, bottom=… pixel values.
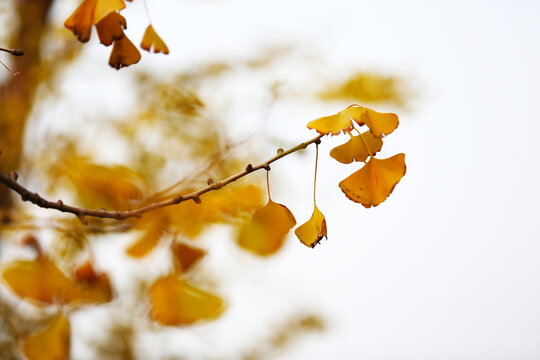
left=15, top=0, right=540, bottom=359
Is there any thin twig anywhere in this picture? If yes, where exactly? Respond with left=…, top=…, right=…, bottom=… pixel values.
left=0, top=47, right=24, bottom=56
left=0, top=134, right=324, bottom=222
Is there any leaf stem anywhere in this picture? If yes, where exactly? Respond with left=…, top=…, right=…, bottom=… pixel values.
left=266, top=170, right=272, bottom=201
left=313, top=143, right=319, bottom=205
left=355, top=128, right=374, bottom=158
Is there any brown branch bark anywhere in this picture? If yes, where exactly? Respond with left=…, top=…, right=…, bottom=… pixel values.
left=0, top=134, right=324, bottom=223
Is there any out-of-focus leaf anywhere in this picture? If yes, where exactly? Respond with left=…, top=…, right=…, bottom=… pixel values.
left=1, top=257, right=82, bottom=304
left=64, top=157, right=144, bottom=210
left=295, top=205, right=327, bottom=248
left=329, top=131, right=383, bottom=164
left=96, top=12, right=126, bottom=46
left=109, top=35, right=141, bottom=70
left=320, top=72, right=405, bottom=106
left=93, top=0, right=125, bottom=24
left=126, top=222, right=164, bottom=258
left=21, top=314, right=70, bottom=360
left=74, top=260, right=113, bottom=303
left=64, top=0, right=126, bottom=42
left=237, top=200, right=296, bottom=256
left=172, top=242, right=206, bottom=272
left=339, top=153, right=406, bottom=208
left=149, top=274, right=224, bottom=326
left=141, top=25, right=169, bottom=54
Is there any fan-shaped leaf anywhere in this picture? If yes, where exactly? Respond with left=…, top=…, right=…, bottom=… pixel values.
left=96, top=11, right=126, bottom=46
left=141, top=25, right=169, bottom=54
left=21, top=314, right=70, bottom=360
left=109, top=35, right=141, bottom=70
left=149, top=274, right=224, bottom=326
left=306, top=106, right=363, bottom=135
left=237, top=200, right=296, bottom=256
left=93, top=0, right=125, bottom=24
left=351, top=106, right=399, bottom=138
left=172, top=242, right=206, bottom=272
left=339, top=153, right=406, bottom=208
left=330, top=131, right=383, bottom=164
left=64, top=0, right=96, bottom=42
left=295, top=205, right=327, bottom=248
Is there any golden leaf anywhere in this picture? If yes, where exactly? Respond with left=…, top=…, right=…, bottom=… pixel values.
left=1, top=257, right=82, bottom=304
left=172, top=242, right=206, bottom=272
left=294, top=205, right=327, bottom=248
left=21, top=314, right=70, bottom=360
left=95, top=11, right=126, bottom=46
left=306, top=106, right=362, bottom=136
left=141, top=25, right=169, bottom=54
left=74, top=260, right=113, bottom=303
left=64, top=0, right=96, bottom=42
left=330, top=131, right=383, bottom=164
left=149, top=274, right=224, bottom=326
left=351, top=106, right=399, bottom=138
left=126, top=222, right=163, bottom=258
left=339, top=153, right=406, bottom=208
left=109, top=35, right=141, bottom=70
left=93, top=0, right=126, bottom=24
left=237, top=200, right=296, bottom=256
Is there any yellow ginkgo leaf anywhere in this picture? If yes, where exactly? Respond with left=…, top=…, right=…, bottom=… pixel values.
left=351, top=106, right=399, bottom=138
left=93, top=0, right=126, bottom=24
left=149, top=274, right=224, bottom=326
left=329, top=131, right=383, bottom=164
left=306, top=106, right=363, bottom=136
left=1, top=257, right=83, bottom=304
left=295, top=205, right=327, bottom=248
left=172, top=242, right=206, bottom=272
left=126, top=223, right=163, bottom=258
left=74, top=260, right=113, bottom=303
left=64, top=0, right=96, bottom=42
left=21, top=314, right=70, bottom=360
left=95, top=11, right=126, bottom=46
left=237, top=200, right=296, bottom=256
left=109, top=35, right=141, bottom=70
left=339, top=153, right=406, bottom=208
left=141, top=25, right=169, bottom=54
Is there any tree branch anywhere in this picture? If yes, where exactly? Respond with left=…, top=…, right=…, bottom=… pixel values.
left=0, top=134, right=324, bottom=223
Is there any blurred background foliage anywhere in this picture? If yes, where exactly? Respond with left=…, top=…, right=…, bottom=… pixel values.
left=0, top=1, right=407, bottom=359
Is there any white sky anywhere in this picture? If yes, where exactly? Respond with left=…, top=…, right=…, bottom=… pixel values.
left=8, top=0, right=540, bottom=359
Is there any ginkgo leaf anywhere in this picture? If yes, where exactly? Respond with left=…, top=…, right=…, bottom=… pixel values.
left=339, top=153, right=406, bottom=208
left=172, top=242, right=206, bottom=272
left=237, top=200, right=296, bottom=256
left=351, top=106, right=399, bottom=138
left=126, top=223, right=163, bottom=258
left=93, top=0, right=125, bottom=24
left=96, top=11, right=126, bottom=46
left=74, top=260, right=113, bottom=303
left=21, top=314, right=70, bottom=360
left=64, top=0, right=96, bottom=42
left=141, top=25, right=169, bottom=54
left=295, top=205, right=327, bottom=248
left=330, top=131, right=383, bottom=164
left=306, top=106, right=363, bottom=135
left=64, top=0, right=126, bottom=42
left=149, top=274, right=224, bottom=326
left=1, top=257, right=83, bottom=304
left=109, top=35, right=141, bottom=70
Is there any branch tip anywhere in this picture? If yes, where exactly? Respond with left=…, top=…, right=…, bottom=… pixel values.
left=77, top=213, right=88, bottom=225
left=193, top=196, right=202, bottom=204
left=9, top=171, right=18, bottom=182
left=245, top=164, right=253, bottom=172
left=277, top=148, right=284, bottom=154
left=173, top=195, right=183, bottom=204
left=207, top=178, right=214, bottom=185
left=264, top=164, right=271, bottom=171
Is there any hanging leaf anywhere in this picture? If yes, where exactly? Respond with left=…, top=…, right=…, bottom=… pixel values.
left=141, top=25, right=169, bottom=54
left=306, top=106, right=361, bottom=135
left=295, top=205, right=327, bottom=248
left=21, top=314, right=70, bottom=360
left=172, top=242, right=206, bottom=272
left=64, top=0, right=126, bottom=42
left=339, top=153, right=406, bottom=208
left=109, top=35, right=141, bottom=70
left=330, top=131, right=383, bottom=164
left=237, top=200, right=296, bottom=256
left=95, top=12, right=127, bottom=46
left=64, top=0, right=96, bottom=42
left=148, top=274, right=224, bottom=326
left=1, top=257, right=83, bottom=304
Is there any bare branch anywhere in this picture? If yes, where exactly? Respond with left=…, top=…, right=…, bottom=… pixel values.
left=0, top=47, right=24, bottom=56
left=0, top=134, right=324, bottom=222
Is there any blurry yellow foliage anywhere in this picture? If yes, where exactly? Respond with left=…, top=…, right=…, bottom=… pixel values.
left=149, top=274, right=224, bottom=325
left=1, top=256, right=112, bottom=305
left=64, top=157, right=145, bottom=210
left=21, top=314, right=70, bottom=360
left=237, top=200, right=296, bottom=256
left=172, top=242, right=206, bottom=272
left=320, top=72, right=405, bottom=106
